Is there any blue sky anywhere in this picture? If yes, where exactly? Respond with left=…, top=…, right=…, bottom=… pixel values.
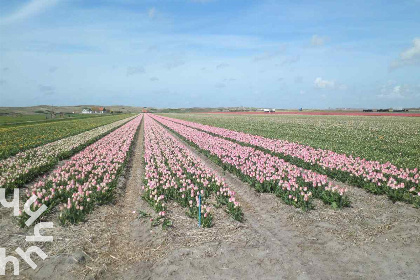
left=0, top=0, right=419, bottom=109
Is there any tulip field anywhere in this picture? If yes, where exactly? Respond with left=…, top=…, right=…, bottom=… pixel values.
left=0, top=116, right=135, bottom=190
left=143, top=115, right=243, bottom=227
left=20, top=115, right=142, bottom=225
left=165, top=113, right=420, bottom=169
left=2, top=110, right=417, bottom=227
left=156, top=113, right=420, bottom=207
left=151, top=114, right=350, bottom=210
left=0, top=113, right=133, bottom=159
left=1, top=111, right=420, bottom=279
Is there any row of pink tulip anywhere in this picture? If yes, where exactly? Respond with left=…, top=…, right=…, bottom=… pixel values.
left=155, top=115, right=420, bottom=206
left=143, top=115, right=243, bottom=227
left=19, top=115, right=142, bottom=225
left=151, top=115, right=349, bottom=210
left=0, top=116, right=134, bottom=190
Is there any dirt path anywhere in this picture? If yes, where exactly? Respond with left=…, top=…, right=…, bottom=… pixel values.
left=3, top=117, right=419, bottom=279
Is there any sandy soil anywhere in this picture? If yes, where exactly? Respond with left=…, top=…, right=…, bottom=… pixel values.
left=1, top=118, right=419, bottom=280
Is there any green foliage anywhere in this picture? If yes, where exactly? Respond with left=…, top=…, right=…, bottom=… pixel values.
left=164, top=113, right=420, bottom=170
left=0, top=114, right=132, bottom=159
left=137, top=210, right=151, bottom=219
left=162, top=113, right=420, bottom=207
left=162, top=218, right=173, bottom=229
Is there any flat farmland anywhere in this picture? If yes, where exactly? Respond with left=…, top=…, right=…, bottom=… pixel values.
left=1, top=113, right=419, bottom=280
left=209, top=111, right=420, bottom=117
left=0, top=113, right=109, bottom=126
left=163, top=113, right=420, bottom=169
left=3, top=1, right=420, bottom=279
left=0, top=114, right=133, bottom=159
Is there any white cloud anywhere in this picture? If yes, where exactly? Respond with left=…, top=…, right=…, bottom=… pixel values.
left=400, top=38, right=420, bottom=60
left=148, top=7, right=156, bottom=19
left=379, top=85, right=405, bottom=99
left=390, top=38, right=420, bottom=69
left=311, top=35, right=328, bottom=46
left=377, top=82, right=419, bottom=99
left=0, top=0, right=59, bottom=25
left=314, top=77, right=335, bottom=89
left=314, top=77, right=347, bottom=90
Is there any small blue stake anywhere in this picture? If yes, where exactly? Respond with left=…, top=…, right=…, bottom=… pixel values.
left=198, top=194, right=202, bottom=228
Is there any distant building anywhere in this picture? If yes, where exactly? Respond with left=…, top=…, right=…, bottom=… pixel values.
left=82, top=107, right=107, bottom=114
left=91, top=107, right=107, bottom=114
left=392, top=108, right=409, bottom=112
left=263, top=108, right=276, bottom=113
left=82, top=108, right=92, bottom=114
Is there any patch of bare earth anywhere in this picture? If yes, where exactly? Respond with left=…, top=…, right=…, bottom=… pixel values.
left=2, top=118, right=419, bottom=280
